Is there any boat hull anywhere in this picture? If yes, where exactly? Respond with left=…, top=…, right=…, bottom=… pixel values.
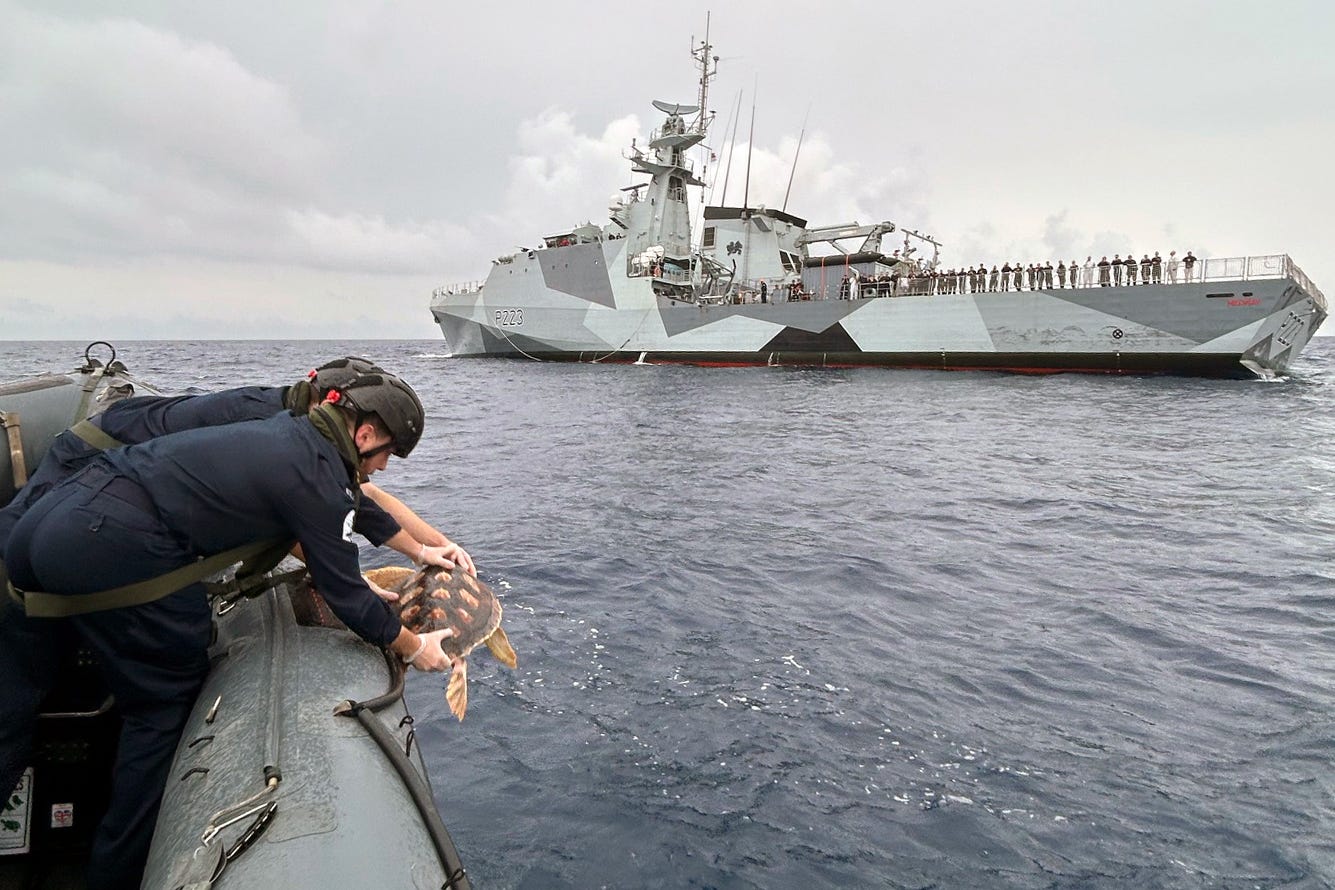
left=432, top=252, right=1326, bottom=378
left=142, top=575, right=456, bottom=889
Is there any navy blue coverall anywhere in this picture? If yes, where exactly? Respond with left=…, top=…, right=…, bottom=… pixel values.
left=0, top=400, right=403, bottom=890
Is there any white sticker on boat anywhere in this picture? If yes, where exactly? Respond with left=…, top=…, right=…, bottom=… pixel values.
left=0, top=768, right=34, bottom=855
left=51, top=803, right=73, bottom=829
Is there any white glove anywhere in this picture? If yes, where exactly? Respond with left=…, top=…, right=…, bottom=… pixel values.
left=403, top=628, right=454, bottom=672
left=365, top=577, right=399, bottom=603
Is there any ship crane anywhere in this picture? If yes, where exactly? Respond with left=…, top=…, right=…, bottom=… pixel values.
left=796, top=221, right=898, bottom=256
left=896, top=227, right=942, bottom=268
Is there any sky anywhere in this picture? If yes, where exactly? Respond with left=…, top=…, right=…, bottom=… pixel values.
left=2, top=0, right=1332, bottom=340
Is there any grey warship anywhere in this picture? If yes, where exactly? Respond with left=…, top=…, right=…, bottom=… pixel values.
left=431, top=35, right=1327, bottom=379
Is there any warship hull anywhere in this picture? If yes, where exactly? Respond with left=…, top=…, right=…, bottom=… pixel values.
left=432, top=248, right=1326, bottom=379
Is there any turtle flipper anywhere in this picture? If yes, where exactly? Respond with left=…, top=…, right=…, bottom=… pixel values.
left=485, top=626, right=518, bottom=669
left=446, top=660, right=469, bottom=722
left=364, top=565, right=416, bottom=589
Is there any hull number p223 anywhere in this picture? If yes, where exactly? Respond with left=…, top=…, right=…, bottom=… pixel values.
left=494, top=309, right=524, bottom=327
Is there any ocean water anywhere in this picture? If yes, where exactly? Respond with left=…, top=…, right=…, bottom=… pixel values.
left=2, top=339, right=1334, bottom=889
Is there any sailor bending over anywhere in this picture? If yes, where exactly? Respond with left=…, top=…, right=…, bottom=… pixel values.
left=1, top=372, right=455, bottom=890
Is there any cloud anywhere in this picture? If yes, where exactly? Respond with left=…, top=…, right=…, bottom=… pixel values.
left=0, top=8, right=474, bottom=277
left=282, top=210, right=478, bottom=275
left=473, top=108, right=933, bottom=267
left=705, top=130, right=928, bottom=231
left=0, top=13, right=323, bottom=195
left=932, top=211, right=1147, bottom=267
left=483, top=109, right=642, bottom=242
left=0, top=10, right=321, bottom=262
left=1041, top=211, right=1080, bottom=260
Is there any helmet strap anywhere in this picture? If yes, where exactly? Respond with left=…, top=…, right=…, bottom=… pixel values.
left=357, top=441, right=396, bottom=461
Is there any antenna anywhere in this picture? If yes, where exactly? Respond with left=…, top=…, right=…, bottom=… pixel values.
left=719, top=90, right=742, bottom=206
left=742, top=78, right=756, bottom=212
left=742, top=79, right=757, bottom=285
left=782, top=104, right=810, bottom=214
left=690, top=13, right=717, bottom=136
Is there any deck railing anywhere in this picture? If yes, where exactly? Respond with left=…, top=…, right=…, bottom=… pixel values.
left=432, top=282, right=484, bottom=300
left=797, top=253, right=1326, bottom=302
left=1197, top=255, right=1325, bottom=308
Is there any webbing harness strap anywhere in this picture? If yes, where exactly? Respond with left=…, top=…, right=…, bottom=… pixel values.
left=68, top=418, right=125, bottom=452
left=73, top=366, right=107, bottom=427
left=2, top=411, right=26, bottom=489
left=11, top=537, right=291, bottom=618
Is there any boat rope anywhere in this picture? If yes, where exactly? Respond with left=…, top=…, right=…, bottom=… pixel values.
left=334, top=652, right=472, bottom=889
left=494, top=324, right=546, bottom=362
left=491, top=295, right=657, bottom=365
left=590, top=307, right=654, bottom=363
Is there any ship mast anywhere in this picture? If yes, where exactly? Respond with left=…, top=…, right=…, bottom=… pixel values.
left=690, top=15, right=717, bottom=139
left=689, top=18, right=719, bottom=279
left=623, top=20, right=715, bottom=280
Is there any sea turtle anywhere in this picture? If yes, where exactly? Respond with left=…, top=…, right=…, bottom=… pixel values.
left=365, top=564, right=517, bottom=721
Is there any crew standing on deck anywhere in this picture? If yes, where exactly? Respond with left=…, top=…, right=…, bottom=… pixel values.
left=1184, top=250, right=1198, bottom=281
left=2, top=372, right=459, bottom=890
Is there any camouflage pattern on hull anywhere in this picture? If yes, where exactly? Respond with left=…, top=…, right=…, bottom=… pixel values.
left=431, top=272, right=1325, bottom=378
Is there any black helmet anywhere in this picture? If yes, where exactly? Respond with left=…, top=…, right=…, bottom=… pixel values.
left=337, top=373, right=424, bottom=458
left=310, top=356, right=384, bottom=396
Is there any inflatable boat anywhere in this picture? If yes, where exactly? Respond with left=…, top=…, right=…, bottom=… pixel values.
left=0, top=345, right=470, bottom=889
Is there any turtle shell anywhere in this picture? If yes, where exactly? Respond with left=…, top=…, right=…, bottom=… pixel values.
left=393, top=565, right=503, bottom=661
left=365, top=563, right=517, bottom=721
